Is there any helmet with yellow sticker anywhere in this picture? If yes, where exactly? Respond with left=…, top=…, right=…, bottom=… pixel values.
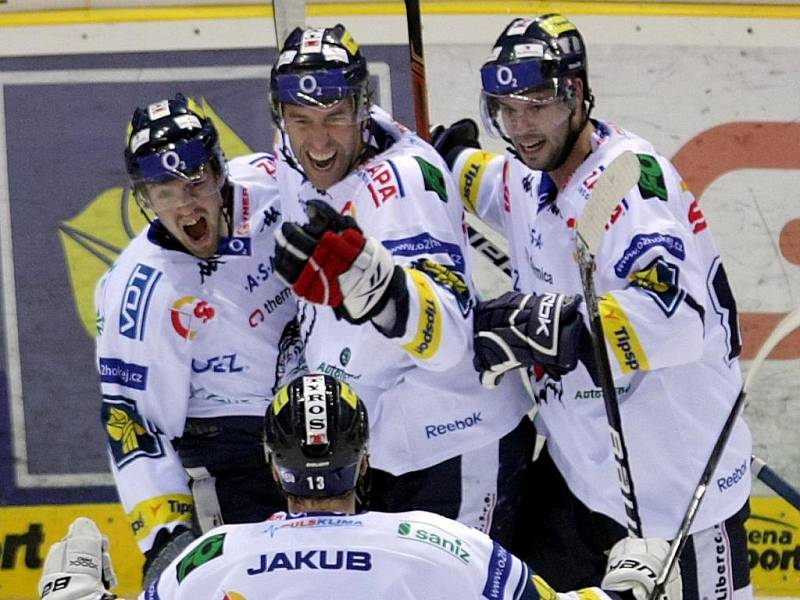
left=269, top=23, right=370, bottom=124
left=264, top=373, right=369, bottom=498
left=479, top=14, right=594, bottom=139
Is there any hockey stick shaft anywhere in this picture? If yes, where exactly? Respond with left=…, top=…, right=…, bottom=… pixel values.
left=650, top=304, right=800, bottom=600
left=404, top=0, right=431, bottom=141
left=752, top=455, right=800, bottom=512
left=575, top=151, right=644, bottom=537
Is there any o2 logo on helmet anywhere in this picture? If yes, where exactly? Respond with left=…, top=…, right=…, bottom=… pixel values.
left=339, top=347, right=351, bottom=366
left=495, top=66, right=518, bottom=89
left=170, top=296, right=216, bottom=340
left=160, top=150, right=186, bottom=173
left=299, top=74, right=319, bottom=95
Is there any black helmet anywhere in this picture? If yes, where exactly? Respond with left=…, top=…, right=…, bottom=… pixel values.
left=124, top=93, right=226, bottom=192
left=264, top=374, right=369, bottom=498
left=479, top=15, right=593, bottom=138
left=269, top=24, right=370, bottom=123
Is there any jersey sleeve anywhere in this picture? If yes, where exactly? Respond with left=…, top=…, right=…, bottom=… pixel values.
left=95, top=263, right=195, bottom=554
left=593, top=152, right=736, bottom=377
left=449, top=147, right=507, bottom=232
left=358, top=151, right=476, bottom=371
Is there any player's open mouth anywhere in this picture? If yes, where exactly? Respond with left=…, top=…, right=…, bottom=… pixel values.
left=520, top=140, right=545, bottom=154
left=183, top=216, right=209, bottom=241
left=308, top=150, right=336, bottom=170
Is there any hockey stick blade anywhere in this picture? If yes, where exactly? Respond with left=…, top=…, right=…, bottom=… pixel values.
left=576, top=151, right=641, bottom=257
left=752, top=455, right=800, bottom=512
left=650, top=304, right=800, bottom=600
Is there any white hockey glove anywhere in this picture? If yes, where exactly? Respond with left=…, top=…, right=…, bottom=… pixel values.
left=602, top=537, right=682, bottom=600
left=39, top=517, right=117, bottom=600
left=275, top=199, right=407, bottom=328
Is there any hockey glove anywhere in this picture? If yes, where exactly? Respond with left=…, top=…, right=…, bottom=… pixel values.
left=430, top=118, right=481, bottom=168
left=275, top=199, right=407, bottom=326
left=473, top=291, right=589, bottom=388
left=142, top=525, right=197, bottom=589
left=39, top=517, right=117, bottom=600
left=602, top=537, right=682, bottom=600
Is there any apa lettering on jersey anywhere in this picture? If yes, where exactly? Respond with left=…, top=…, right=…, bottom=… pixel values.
left=365, top=159, right=404, bottom=207
left=99, top=358, right=148, bottom=390
left=613, top=233, right=686, bottom=278
left=383, top=234, right=465, bottom=272
left=191, top=353, right=245, bottom=374
left=396, top=521, right=470, bottom=563
left=716, top=458, right=748, bottom=492
left=249, top=287, right=292, bottom=327
left=244, top=255, right=277, bottom=293
left=236, top=187, right=251, bottom=235
left=613, top=327, right=640, bottom=371
left=246, top=550, right=372, bottom=574
left=425, top=411, right=482, bottom=438
left=119, top=263, right=162, bottom=341
left=482, top=542, right=512, bottom=599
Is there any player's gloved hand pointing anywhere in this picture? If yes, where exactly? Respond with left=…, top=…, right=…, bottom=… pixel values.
left=473, top=291, right=590, bottom=387
left=39, top=517, right=117, bottom=600
left=602, top=537, right=682, bottom=600
left=275, top=199, right=407, bottom=326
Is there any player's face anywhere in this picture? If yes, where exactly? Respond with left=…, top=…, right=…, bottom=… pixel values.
left=282, top=99, right=364, bottom=191
left=497, top=89, right=574, bottom=171
left=142, top=165, right=227, bottom=258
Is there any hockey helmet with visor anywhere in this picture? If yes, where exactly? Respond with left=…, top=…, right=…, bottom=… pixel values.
left=480, top=14, right=592, bottom=140
left=270, top=24, right=370, bottom=124
left=125, top=94, right=226, bottom=209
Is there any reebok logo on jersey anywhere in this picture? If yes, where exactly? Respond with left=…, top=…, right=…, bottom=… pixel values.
left=717, top=458, right=748, bottom=492
left=245, top=550, right=372, bottom=574
left=425, top=412, right=482, bottom=439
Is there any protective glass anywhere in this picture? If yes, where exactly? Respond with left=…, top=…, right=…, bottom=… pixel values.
left=136, top=161, right=224, bottom=210
left=480, top=79, right=572, bottom=138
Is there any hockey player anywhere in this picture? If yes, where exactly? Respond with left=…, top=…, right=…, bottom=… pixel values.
left=269, top=24, right=534, bottom=545
left=95, top=94, right=303, bottom=585
left=38, top=373, right=682, bottom=600
left=432, top=14, right=752, bottom=599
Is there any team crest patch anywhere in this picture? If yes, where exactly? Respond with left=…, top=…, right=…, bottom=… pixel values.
left=102, top=395, right=164, bottom=468
left=628, top=256, right=684, bottom=317
left=411, top=258, right=471, bottom=316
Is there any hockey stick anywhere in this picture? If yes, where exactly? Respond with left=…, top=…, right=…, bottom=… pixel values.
left=650, top=304, right=800, bottom=600
left=404, top=0, right=431, bottom=142
left=574, top=150, right=644, bottom=537
left=271, top=0, right=305, bottom=46
left=752, top=455, right=800, bottom=512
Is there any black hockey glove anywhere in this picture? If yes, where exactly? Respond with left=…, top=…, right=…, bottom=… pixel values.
left=473, top=291, right=591, bottom=387
left=430, top=118, right=481, bottom=168
left=274, top=199, right=407, bottom=328
left=142, top=525, right=197, bottom=588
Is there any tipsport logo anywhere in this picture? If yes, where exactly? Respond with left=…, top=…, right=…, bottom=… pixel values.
left=170, top=296, right=216, bottom=340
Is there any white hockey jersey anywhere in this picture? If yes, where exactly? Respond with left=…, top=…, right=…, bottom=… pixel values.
left=95, top=154, right=302, bottom=552
left=276, top=107, right=532, bottom=475
left=450, top=120, right=751, bottom=536
left=142, top=509, right=621, bottom=600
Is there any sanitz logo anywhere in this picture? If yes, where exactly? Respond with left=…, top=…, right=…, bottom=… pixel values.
left=397, top=520, right=470, bottom=563
left=58, top=97, right=254, bottom=337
